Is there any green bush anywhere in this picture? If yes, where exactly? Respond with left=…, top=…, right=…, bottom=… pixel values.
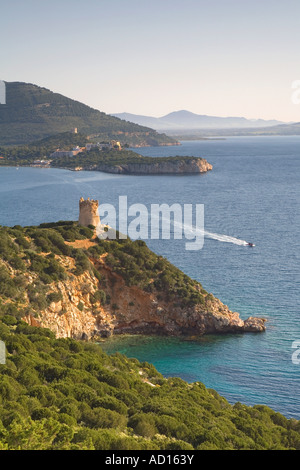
left=47, top=292, right=63, bottom=304
left=90, top=290, right=106, bottom=305
left=0, top=223, right=299, bottom=450
left=0, top=318, right=299, bottom=450
left=83, top=407, right=127, bottom=430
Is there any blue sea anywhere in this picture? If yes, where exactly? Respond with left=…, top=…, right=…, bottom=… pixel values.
left=0, top=136, right=299, bottom=418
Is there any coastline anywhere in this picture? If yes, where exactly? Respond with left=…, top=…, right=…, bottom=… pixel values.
left=1, top=157, right=213, bottom=175
left=0, top=136, right=299, bottom=420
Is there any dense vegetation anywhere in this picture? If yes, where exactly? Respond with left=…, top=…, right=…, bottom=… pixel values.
left=0, top=132, right=88, bottom=165
left=0, top=221, right=208, bottom=323
left=0, top=82, right=177, bottom=147
left=51, top=147, right=205, bottom=172
left=0, top=130, right=197, bottom=173
left=0, top=222, right=299, bottom=449
left=0, top=318, right=299, bottom=450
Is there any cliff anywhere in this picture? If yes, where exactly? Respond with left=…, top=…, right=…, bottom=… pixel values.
left=0, top=221, right=265, bottom=340
left=26, top=254, right=266, bottom=339
left=94, top=157, right=212, bottom=175
left=51, top=148, right=213, bottom=175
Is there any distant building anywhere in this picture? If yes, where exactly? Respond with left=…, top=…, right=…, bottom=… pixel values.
left=85, top=143, right=100, bottom=152
left=72, top=128, right=78, bottom=134
left=111, top=140, right=122, bottom=150
left=85, top=141, right=120, bottom=152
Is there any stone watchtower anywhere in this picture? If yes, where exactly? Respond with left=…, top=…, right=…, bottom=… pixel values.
left=79, top=198, right=100, bottom=227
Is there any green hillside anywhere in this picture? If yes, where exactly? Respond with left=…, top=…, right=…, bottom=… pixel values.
left=0, top=222, right=299, bottom=449
left=0, top=319, right=299, bottom=450
left=0, top=221, right=210, bottom=320
left=0, top=82, right=178, bottom=147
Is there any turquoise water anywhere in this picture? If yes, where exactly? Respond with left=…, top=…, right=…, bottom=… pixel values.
left=0, top=136, right=299, bottom=418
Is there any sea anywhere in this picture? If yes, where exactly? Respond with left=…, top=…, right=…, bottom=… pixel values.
left=0, top=136, right=299, bottom=419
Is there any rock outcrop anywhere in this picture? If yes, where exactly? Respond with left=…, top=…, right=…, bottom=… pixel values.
left=0, top=216, right=265, bottom=341
left=94, top=158, right=212, bottom=175
left=25, top=250, right=266, bottom=340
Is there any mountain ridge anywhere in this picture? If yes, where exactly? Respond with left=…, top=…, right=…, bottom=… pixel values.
left=0, top=81, right=178, bottom=147
left=112, top=109, right=286, bottom=131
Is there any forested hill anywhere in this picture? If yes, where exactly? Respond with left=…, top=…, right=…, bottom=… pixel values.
left=0, top=317, right=299, bottom=450
left=0, top=82, right=178, bottom=147
left=0, top=222, right=297, bottom=450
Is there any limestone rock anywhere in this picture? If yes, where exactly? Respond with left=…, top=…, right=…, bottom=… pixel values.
left=243, top=317, right=267, bottom=332
left=94, top=158, right=213, bottom=175
left=23, top=255, right=266, bottom=339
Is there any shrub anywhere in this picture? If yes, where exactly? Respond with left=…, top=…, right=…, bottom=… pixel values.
left=83, top=407, right=127, bottom=430
left=1, top=315, right=18, bottom=326
left=90, top=290, right=106, bottom=305
left=47, top=292, right=63, bottom=304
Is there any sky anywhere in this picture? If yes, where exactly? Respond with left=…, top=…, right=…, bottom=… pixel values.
left=1, top=0, right=300, bottom=121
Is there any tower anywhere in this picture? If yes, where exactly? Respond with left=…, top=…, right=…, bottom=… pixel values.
left=79, top=198, right=100, bottom=227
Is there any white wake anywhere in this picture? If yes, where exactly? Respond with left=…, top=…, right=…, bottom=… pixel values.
left=170, top=219, right=249, bottom=246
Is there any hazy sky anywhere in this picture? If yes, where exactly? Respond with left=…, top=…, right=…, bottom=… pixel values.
left=1, top=0, right=300, bottom=121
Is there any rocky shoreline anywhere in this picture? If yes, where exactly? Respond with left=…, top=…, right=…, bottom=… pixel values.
left=95, top=158, right=213, bottom=175
left=58, top=157, right=213, bottom=175
left=24, top=250, right=266, bottom=340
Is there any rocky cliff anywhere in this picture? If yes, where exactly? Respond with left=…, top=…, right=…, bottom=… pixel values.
left=25, top=236, right=265, bottom=339
left=27, top=257, right=266, bottom=339
left=51, top=147, right=213, bottom=176
left=0, top=222, right=266, bottom=341
left=94, top=158, right=213, bottom=175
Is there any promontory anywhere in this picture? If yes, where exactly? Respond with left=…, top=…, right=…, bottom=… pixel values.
left=54, top=152, right=213, bottom=175
left=0, top=132, right=212, bottom=175
left=0, top=212, right=265, bottom=340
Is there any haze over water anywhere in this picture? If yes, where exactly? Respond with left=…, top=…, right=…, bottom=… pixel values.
left=0, top=136, right=299, bottom=418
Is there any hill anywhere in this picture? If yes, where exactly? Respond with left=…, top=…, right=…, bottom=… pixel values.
left=50, top=148, right=213, bottom=175
left=0, top=317, right=299, bottom=450
left=0, top=221, right=264, bottom=339
left=0, top=132, right=212, bottom=175
left=112, top=110, right=285, bottom=131
left=0, top=82, right=178, bottom=147
left=0, top=223, right=298, bottom=450
left=0, top=131, right=88, bottom=162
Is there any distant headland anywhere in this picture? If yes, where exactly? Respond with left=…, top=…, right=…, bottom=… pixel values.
left=0, top=131, right=213, bottom=175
